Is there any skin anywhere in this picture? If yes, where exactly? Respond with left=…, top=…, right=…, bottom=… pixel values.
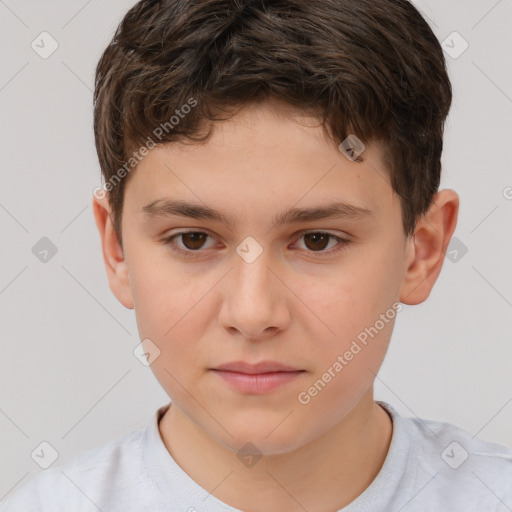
left=93, top=98, right=459, bottom=512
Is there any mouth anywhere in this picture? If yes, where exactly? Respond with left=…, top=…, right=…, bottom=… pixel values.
left=210, top=360, right=306, bottom=394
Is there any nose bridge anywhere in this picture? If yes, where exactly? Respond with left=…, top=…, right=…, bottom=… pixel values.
left=231, top=240, right=276, bottom=302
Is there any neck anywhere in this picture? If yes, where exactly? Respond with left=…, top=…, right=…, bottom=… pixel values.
left=159, top=391, right=393, bottom=512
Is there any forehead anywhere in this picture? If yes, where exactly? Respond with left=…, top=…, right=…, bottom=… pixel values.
left=123, top=101, right=399, bottom=229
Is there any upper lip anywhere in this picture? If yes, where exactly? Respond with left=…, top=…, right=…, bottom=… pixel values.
left=212, top=361, right=303, bottom=374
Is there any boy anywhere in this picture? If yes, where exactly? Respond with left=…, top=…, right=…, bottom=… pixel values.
left=2, top=0, right=511, bottom=511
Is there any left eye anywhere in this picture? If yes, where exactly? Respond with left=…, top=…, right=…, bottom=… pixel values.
left=295, top=232, right=346, bottom=252
left=161, top=231, right=351, bottom=257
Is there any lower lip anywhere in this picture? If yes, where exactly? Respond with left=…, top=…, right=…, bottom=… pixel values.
left=212, top=370, right=304, bottom=394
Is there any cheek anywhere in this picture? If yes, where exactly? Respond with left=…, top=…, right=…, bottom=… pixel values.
left=295, top=302, right=397, bottom=422
left=128, top=249, right=224, bottom=380
left=290, top=247, right=401, bottom=378
left=294, top=261, right=397, bottom=339
left=130, top=260, right=209, bottom=400
left=128, top=243, right=201, bottom=334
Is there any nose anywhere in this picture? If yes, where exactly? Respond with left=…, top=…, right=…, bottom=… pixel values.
left=217, top=249, right=291, bottom=342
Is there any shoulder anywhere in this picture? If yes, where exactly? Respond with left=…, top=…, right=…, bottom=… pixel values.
left=0, top=427, right=146, bottom=512
left=395, top=406, right=512, bottom=509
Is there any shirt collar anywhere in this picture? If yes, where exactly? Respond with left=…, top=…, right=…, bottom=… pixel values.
left=141, top=400, right=410, bottom=512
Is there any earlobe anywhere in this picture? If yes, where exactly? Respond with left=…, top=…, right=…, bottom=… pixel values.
left=92, top=194, right=134, bottom=310
left=399, top=189, right=459, bottom=305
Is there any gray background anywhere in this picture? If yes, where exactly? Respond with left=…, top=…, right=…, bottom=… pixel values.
left=1, top=0, right=511, bottom=503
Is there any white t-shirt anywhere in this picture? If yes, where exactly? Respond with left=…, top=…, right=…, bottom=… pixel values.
left=1, top=400, right=511, bottom=511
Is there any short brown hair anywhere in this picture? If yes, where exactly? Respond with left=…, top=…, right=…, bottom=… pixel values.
left=93, top=0, right=452, bottom=244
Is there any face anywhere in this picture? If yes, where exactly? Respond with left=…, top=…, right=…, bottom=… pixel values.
left=110, top=100, right=413, bottom=454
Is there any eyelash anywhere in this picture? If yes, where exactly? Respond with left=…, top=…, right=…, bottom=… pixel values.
left=160, top=230, right=352, bottom=258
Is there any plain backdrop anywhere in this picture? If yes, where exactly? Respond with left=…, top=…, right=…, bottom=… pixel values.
left=1, top=0, right=511, bottom=504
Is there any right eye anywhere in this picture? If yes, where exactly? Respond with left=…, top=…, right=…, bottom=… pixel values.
left=160, top=230, right=217, bottom=257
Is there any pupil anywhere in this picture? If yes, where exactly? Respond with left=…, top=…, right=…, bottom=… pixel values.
left=305, top=233, right=328, bottom=251
left=183, top=233, right=206, bottom=250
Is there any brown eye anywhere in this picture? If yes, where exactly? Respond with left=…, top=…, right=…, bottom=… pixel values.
left=161, top=230, right=216, bottom=257
left=294, top=231, right=351, bottom=255
left=162, top=230, right=351, bottom=259
left=180, top=232, right=208, bottom=250
left=303, top=233, right=330, bottom=251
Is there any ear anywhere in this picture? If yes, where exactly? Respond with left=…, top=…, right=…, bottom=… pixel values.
left=400, top=189, right=460, bottom=305
left=92, top=193, right=134, bottom=309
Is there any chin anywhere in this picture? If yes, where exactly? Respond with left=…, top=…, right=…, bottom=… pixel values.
left=217, top=422, right=308, bottom=458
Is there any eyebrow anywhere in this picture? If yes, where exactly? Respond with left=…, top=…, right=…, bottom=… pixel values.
left=142, top=198, right=374, bottom=230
